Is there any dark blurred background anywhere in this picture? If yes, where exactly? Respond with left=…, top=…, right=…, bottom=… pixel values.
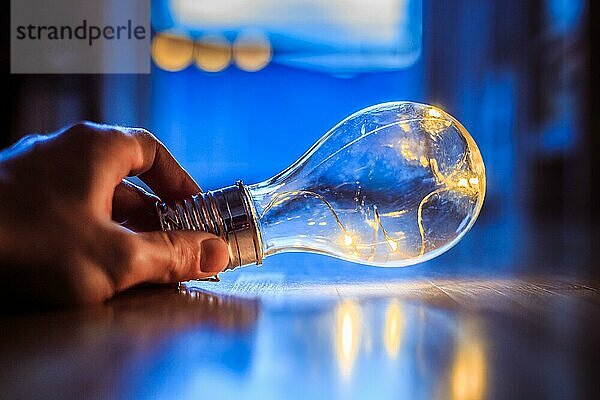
left=3, top=0, right=598, bottom=279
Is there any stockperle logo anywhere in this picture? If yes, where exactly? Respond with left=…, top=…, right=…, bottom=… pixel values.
left=11, top=0, right=150, bottom=74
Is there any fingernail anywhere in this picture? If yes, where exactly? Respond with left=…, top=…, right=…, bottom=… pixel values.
left=200, top=238, right=229, bottom=273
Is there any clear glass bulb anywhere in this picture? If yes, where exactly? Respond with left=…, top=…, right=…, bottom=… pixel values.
left=157, top=102, right=485, bottom=270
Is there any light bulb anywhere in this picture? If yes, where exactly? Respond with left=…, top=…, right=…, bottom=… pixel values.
left=157, top=102, right=485, bottom=273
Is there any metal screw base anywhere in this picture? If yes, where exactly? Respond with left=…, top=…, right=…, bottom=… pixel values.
left=156, top=181, right=263, bottom=272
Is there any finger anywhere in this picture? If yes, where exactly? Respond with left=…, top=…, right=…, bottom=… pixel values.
left=112, top=180, right=161, bottom=232
left=104, top=229, right=230, bottom=291
left=64, top=122, right=201, bottom=202
left=123, top=127, right=202, bottom=200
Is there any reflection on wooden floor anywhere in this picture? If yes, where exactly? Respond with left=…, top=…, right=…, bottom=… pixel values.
left=186, top=273, right=599, bottom=313
left=1, top=272, right=598, bottom=399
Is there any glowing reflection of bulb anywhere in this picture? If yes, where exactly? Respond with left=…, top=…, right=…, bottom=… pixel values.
left=450, top=319, right=488, bottom=400
left=335, top=301, right=361, bottom=378
left=158, top=102, right=486, bottom=271
left=384, top=300, right=405, bottom=359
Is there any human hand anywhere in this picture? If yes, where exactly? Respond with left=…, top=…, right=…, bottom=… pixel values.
left=0, top=122, right=230, bottom=307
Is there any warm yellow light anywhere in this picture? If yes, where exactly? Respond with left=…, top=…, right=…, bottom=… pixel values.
left=308, top=221, right=316, bottom=226
left=342, top=314, right=352, bottom=351
left=422, top=107, right=452, bottom=134
left=151, top=32, right=194, bottom=72
left=384, top=300, right=404, bottom=359
left=344, top=233, right=354, bottom=246
left=399, top=139, right=418, bottom=162
left=427, top=107, right=443, bottom=118
left=458, top=178, right=469, bottom=187
left=469, top=177, right=479, bottom=186
left=319, top=221, right=327, bottom=226
left=233, top=31, right=272, bottom=72
left=387, top=238, right=398, bottom=252
left=335, top=301, right=361, bottom=378
left=450, top=320, right=488, bottom=400
left=194, top=34, right=231, bottom=72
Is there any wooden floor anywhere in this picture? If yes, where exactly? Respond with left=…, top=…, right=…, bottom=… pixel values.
left=1, top=269, right=598, bottom=399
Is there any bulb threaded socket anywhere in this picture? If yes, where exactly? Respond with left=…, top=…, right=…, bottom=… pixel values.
left=156, top=181, right=262, bottom=271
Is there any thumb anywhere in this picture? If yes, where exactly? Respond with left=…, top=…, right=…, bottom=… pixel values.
left=112, top=230, right=230, bottom=290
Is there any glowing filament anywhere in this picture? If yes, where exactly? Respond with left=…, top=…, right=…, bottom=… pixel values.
left=254, top=103, right=484, bottom=267
left=344, top=234, right=354, bottom=246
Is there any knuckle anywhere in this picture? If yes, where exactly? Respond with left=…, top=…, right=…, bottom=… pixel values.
left=105, top=128, right=135, bottom=154
left=130, top=127, right=154, bottom=139
left=71, top=120, right=96, bottom=130
left=130, top=128, right=159, bottom=155
left=64, top=121, right=97, bottom=138
left=129, top=127, right=160, bottom=150
left=60, top=121, right=101, bottom=149
left=62, top=121, right=130, bottom=150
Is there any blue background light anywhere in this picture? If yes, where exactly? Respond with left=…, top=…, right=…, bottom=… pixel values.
left=100, top=0, right=588, bottom=276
